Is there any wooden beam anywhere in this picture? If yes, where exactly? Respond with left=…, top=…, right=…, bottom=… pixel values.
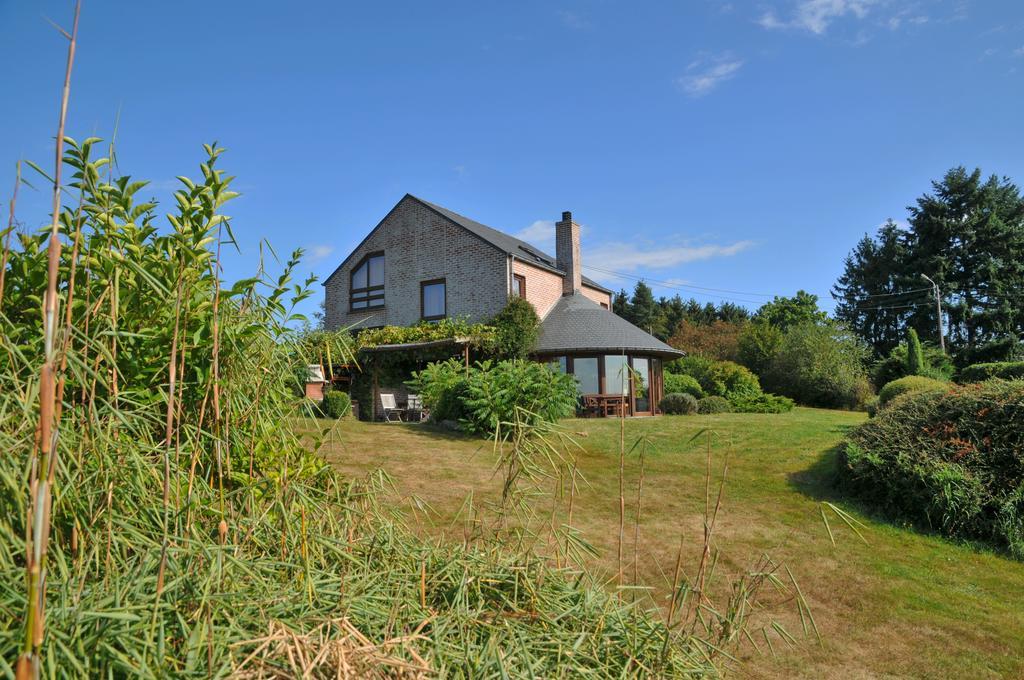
left=371, top=366, right=379, bottom=422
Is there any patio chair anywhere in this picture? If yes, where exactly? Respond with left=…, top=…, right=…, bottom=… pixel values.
left=581, top=394, right=601, bottom=418
left=379, top=393, right=405, bottom=423
left=406, top=394, right=429, bottom=422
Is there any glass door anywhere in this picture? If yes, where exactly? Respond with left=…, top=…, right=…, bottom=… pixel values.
left=631, top=357, right=651, bottom=415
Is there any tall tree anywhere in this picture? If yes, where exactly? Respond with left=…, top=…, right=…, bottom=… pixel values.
left=836, top=168, right=1024, bottom=360
left=904, top=167, right=1024, bottom=354
left=612, top=288, right=631, bottom=320
left=629, top=280, right=666, bottom=338
left=832, top=220, right=912, bottom=355
left=754, top=290, right=828, bottom=332
left=661, top=294, right=687, bottom=338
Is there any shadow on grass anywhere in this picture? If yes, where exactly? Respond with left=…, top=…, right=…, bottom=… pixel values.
left=789, top=441, right=1020, bottom=561
left=786, top=444, right=846, bottom=503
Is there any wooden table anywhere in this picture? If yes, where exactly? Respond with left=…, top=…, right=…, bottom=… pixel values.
left=584, top=394, right=628, bottom=417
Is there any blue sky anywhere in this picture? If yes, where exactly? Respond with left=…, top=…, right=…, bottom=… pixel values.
left=2, top=0, right=1023, bottom=319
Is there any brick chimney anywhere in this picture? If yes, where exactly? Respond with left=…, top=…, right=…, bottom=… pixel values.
left=555, top=211, right=581, bottom=296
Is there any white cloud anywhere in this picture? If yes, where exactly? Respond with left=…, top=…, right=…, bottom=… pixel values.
left=758, top=0, right=879, bottom=35
left=1014, top=46, right=1024, bottom=57
left=677, top=55, right=744, bottom=97
left=516, top=219, right=594, bottom=251
left=584, top=240, right=754, bottom=273
left=306, top=244, right=335, bottom=264
left=516, top=220, right=556, bottom=248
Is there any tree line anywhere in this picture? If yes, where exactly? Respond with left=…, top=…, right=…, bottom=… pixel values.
left=613, top=165, right=1024, bottom=368
left=832, top=167, right=1024, bottom=364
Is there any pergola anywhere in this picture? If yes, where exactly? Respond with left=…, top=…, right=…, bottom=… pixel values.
left=357, top=336, right=474, bottom=420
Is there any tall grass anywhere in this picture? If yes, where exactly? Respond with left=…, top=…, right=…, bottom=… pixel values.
left=0, top=9, right=813, bottom=674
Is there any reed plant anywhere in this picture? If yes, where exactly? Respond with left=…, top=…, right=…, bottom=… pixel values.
left=0, top=8, right=811, bottom=673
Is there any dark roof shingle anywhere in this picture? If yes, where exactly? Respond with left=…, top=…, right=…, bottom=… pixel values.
left=412, top=196, right=611, bottom=293
left=535, top=293, right=684, bottom=358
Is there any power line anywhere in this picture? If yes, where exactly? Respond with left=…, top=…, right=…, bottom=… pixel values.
left=849, top=285, right=933, bottom=299
left=581, top=265, right=772, bottom=305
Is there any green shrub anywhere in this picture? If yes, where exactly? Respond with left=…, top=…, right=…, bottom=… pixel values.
left=667, top=357, right=760, bottom=400
left=729, top=392, right=795, bottom=414
left=490, top=296, right=540, bottom=360
left=906, top=328, right=925, bottom=375
left=877, top=375, right=948, bottom=407
left=762, top=322, right=872, bottom=409
left=408, top=359, right=466, bottom=415
left=659, top=392, right=698, bottom=415
left=413, top=360, right=577, bottom=434
left=864, top=396, right=880, bottom=418
left=697, top=396, right=731, bottom=414
left=319, top=391, right=351, bottom=418
left=872, top=341, right=954, bottom=387
left=664, top=373, right=704, bottom=399
left=958, top=361, right=1024, bottom=383
left=837, top=380, right=1024, bottom=557
left=737, top=321, right=783, bottom=376
left=461, top=360, right=579, bottom=434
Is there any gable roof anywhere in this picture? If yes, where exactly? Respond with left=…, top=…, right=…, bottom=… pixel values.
left=535, top=293, right=683, bottom=359
left=323, top=194, right=612, bottom=293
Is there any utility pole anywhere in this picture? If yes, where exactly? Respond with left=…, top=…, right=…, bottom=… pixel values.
left=921, top=274, right=945, bottom=353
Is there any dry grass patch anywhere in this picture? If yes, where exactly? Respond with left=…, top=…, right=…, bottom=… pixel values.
left=315, top=410, right=1024, bottom=679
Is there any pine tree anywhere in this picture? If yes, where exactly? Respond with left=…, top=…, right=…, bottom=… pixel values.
left=612, top=288, right=631, bottom=320
left=629, top=281, right=666, bottom=338
left=661, top=295, right=687, bottom=337
left=832, top=220, right=912, bottom=356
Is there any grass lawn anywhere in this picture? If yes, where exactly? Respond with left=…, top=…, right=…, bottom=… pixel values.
left=312, top=408, right=1024, bottom=679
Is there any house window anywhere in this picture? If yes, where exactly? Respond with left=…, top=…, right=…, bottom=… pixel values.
left=421, top=279, right=446, bottom=320
left=350, top=252, right=384, bottom=311
left=512, top=274, right=526, bottom=298
left=572, top=357, right=600, bottom=395
left=604, top=355, right=630, bottom=396
left=600, top=302, right=609, bottom=310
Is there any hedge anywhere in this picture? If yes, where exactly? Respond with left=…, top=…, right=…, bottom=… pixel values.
left=320, top=391, right=351, bottom=419
left=877, top=375, right=948, bottom=407
left=837, top=380, right=1024, bottom=558
left=958, top=361, right=1024, bottom=383
left=697, top=396, right=731, bottom=414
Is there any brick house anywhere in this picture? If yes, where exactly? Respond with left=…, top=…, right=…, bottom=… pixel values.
left=324, top=194, right=682, bottom=416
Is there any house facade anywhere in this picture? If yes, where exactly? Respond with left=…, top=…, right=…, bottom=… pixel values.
left=324, top=194, right=682, bottom=416
left=323, top=194, right=612, bottom=331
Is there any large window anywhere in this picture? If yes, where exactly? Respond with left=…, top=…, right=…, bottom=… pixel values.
left=421, top=279, right=446, bottom=320
left=350, top=252, right=384, bottom=311
left=632, top=357, right=651, bottom=413
left=512, top=274, right=526, bottom=298
left=573, top=357, right=600, bottom=395
left=604, top=355, right=630, bottom=396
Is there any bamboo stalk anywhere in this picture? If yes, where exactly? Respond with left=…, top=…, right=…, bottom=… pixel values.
left=0, top=160, right=20, bottom=310
left=633, top=439, right=646, bottom=589
left=616, top=358, right=626, bottom=589
left=18, top=5, right=79, bottom=678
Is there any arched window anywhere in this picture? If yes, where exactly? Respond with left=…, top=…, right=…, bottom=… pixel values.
left=350, top=252, right=384, bottom=311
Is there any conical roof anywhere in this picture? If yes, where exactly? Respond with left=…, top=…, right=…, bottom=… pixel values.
left=535, top=293, right=684, bottom=358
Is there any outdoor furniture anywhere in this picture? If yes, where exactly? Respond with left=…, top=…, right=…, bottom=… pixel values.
left=406, top=394, right=429, bottom=422
left=581, top=394, right=602, bottom=418
left=596, top=394, right=627, bottom=418
left=379, top=393, right=405, bottom=423
left=580, top=394, right=627, bottom=417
